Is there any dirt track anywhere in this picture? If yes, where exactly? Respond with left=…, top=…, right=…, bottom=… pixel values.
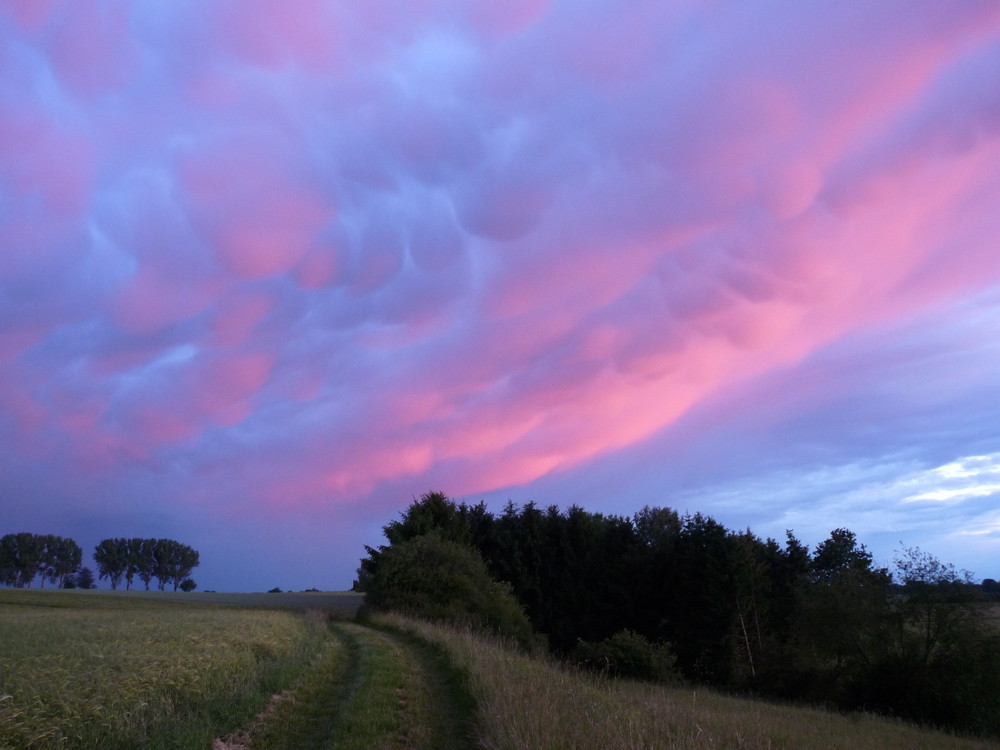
left=214, top=619, right=475, bottom=749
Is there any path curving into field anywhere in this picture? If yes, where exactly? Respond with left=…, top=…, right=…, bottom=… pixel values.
left=216, top=619, right=476, bottom=750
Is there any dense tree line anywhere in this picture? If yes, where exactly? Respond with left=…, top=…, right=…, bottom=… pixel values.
left=93, top=538, right=199, bottom=591
left=0, top=533, right=82, bottom=588
left=358, top=492, right=1000, bottom=737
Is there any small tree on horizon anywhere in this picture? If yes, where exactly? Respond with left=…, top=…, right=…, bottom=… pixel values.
left=76, top=567, right=96, bottom=589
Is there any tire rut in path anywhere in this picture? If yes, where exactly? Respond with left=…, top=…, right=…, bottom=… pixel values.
left=324, top=621, right=476, bottom=750
left=221, top=620, right=476, bottom=750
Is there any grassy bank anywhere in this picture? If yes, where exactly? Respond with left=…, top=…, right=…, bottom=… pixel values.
left=372, top=612, right=1000, bottom=750
left=0, top=589, right=331, bottom=749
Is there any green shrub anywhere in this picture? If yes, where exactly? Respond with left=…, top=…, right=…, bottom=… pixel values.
left=573, top=629, right=680, bottom=683
left=363, top=532, right=536, bottom=649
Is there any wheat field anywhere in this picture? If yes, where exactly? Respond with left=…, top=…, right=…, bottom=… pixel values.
left=0, top=589, right=329, bottom=749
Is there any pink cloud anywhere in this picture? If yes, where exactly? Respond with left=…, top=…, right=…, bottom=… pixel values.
left=178, top=137, right=335, bottom=279
left=112, top=267, right=213, bottom=336
left=44, top=2, right=139, bottom=99
left=350, top=221, right=405, bottom=293
left=3, top=1, right=1000, bottom=590
left=200, top=350, right=273, bottom=398
left=0, top=107, right=96, bottom=220
left=407, top=202, right=466, bottom=272
left=457, top=175, right=553, bottom=241
left=294, top=249, right=340, bottom=289
left=0, top=374, right=46, bottom=439
left=466, top=0, right=550, bottom=37
left=212, top=0, right=342, bottom=71
left=123, top=404, right=199, bottom=447
left=2, top=0, right=55, bottom=30
left=116, top=348, right=279, bottom=433
left=209, top=291, right=273, bottom=346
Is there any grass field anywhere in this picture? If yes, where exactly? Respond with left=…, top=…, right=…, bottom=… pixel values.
left=0, top=589, right=346, bottom=749
left=53, top=587, right=365, bottom=611
left=4, top=589, right=999, bottom=749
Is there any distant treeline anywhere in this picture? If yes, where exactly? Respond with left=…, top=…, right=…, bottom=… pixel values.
left=358, top=492, right=1000, bottom=738
left=0, top=533, right=82, bottom=588
left=94, top=538, right=199, bottom=591
left=0, top=534, right=199, bottom=592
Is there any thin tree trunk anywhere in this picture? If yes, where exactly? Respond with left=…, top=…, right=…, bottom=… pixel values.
left=736, top=597, right=756, bottom=678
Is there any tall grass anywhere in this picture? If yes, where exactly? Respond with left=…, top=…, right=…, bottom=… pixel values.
left=372, top=612, right=999, bottom=750
left=0, top=590, right=327, bottom=749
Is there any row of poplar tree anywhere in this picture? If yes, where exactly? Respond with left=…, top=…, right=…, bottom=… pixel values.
left=93, top=537, right=200, bottom=591
left=0, top=533, right=199, bottom=592
left=0, top=533, right=82, bottom=588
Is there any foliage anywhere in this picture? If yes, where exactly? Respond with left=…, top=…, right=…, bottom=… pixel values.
left=363, top=530, right=535, bottom=649
left=180, top=578, right=197, bottom=592
left=75, top=567, right=96, bottom=589
left=810, top=527, right=883, bottom=583
left=93, top=538, right=128, bottom=589
left=94, top=538, right=199, bottom=591
left=0, top=533, right=82, bottom=588
left=155, top=539, right=200, bottom=591
left=375, top=611, right=993, bottom=750
left=838, top=547, right=1000, bottom=734
left=573, top=629, right=680, bottom=683
left=359, top=491, right=1000, bottom=738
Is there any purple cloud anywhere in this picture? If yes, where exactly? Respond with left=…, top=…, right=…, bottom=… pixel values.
left=2, top=1, right=1000, bottom=590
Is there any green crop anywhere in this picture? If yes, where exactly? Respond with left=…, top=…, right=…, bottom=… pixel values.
left=0, top=590, right=327, bottom=749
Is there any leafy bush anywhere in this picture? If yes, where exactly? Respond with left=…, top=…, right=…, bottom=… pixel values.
left=363, top=532, right=536, bottom=649
left=573, top=629, right=680, bottom=683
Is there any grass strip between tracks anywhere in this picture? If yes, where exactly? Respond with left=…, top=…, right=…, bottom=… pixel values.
left=236, top=620, right=474, bottom=750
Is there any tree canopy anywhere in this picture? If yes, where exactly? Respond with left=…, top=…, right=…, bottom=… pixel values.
left=94, top=538, right=199, bottom=591
left=1, top=533, right=82, bottom=588
left=363, top=530, right=534, bottom=648
left=358, top=491, right=1000, bottom=737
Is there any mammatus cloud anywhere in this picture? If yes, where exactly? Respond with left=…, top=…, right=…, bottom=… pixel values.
left=2, top=1, right=1000, bottom=588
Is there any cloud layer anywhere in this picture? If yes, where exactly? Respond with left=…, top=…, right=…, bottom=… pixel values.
left=3, top=1, right=1000, bottom=589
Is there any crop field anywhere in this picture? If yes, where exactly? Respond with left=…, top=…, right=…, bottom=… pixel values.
left=0, top=589, right=338, bottom=749
left=59, top=588, right=365, bottom=611
left=4, top=589, right=999, bottom=749
left=0, top=590, right=465, bottom=750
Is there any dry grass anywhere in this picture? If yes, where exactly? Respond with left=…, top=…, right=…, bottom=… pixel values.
left=373, top=613, right=1000, bottom=750
left=0, top=589, right=328, bottom=749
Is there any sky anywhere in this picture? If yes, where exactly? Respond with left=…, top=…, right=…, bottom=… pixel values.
left=2, top=0, right=1000, bottom=592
